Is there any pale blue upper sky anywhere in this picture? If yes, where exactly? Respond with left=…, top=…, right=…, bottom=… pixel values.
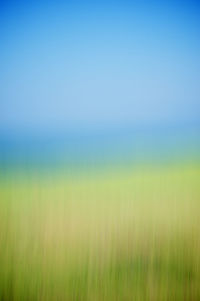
left=1, top=1, right=200, bottom=132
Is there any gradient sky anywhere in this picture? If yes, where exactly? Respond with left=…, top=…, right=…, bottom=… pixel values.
left=1, top=0, right=200, bottom=132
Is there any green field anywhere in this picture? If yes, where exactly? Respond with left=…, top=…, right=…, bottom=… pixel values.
left=0, top=163, right=200, bottom=300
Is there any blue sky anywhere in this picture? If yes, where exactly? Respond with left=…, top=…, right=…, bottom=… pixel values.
left=1, top=0, right=200, bottom=132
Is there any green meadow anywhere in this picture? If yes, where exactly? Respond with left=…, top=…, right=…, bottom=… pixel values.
left=0, top=163, right=200, bottom=300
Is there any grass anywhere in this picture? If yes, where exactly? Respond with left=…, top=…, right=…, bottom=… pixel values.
left=0, top=163, right=200, bottom=300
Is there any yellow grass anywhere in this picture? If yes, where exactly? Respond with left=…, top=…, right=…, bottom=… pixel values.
left=0, top=163, right=200, bottom=300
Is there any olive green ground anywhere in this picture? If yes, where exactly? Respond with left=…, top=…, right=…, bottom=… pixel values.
left=0, top=163, right=200, bottom=300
